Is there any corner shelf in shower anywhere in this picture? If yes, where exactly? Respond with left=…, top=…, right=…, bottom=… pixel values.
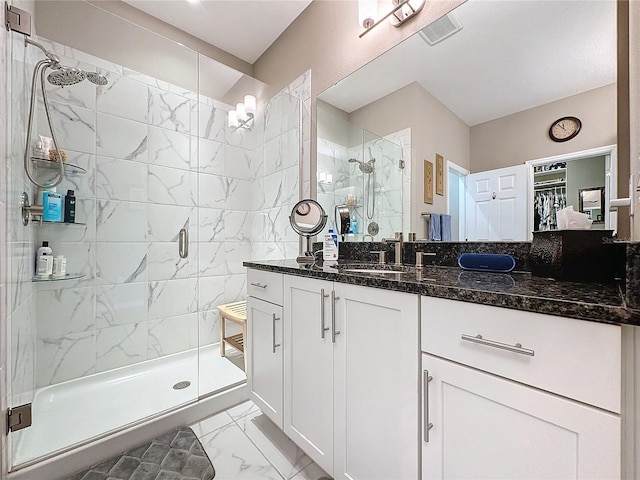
left=32, top=273, right=85, bottom=282
left=36, top=220, right=86, bottom=226
left=31, top=157, right=87, bottom=175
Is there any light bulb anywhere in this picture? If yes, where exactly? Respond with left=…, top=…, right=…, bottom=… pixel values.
left=358, top=0, right=377, bottom=28
left=236, top=103, right=247, bottom=123
left=244, top=95, right=256, bottom=117
left=228, top=110, right=238, bottom=128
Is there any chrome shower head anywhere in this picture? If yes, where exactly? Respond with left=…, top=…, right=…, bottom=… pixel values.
left=47, top=67, right=86, bottom=86
left=86, top=71, right=108, bottom=86
left=348, top=158, right=375, bottom=174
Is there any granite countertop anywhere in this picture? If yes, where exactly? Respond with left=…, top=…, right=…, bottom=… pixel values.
left=243, top=259, right=640, bottom=326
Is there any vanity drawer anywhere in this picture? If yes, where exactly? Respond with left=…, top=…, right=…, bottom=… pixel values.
left=421, top=296, right=621, bottom=413
left=247, top=269, right=283, bottom=305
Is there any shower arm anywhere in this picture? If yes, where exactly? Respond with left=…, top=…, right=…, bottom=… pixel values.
left=24, top=37, right=60, bottom=65
left=23, top=59, right=65, bottom=190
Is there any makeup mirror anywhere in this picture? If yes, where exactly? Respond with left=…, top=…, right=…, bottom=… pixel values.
left=290, top=199, right=328, bottom=263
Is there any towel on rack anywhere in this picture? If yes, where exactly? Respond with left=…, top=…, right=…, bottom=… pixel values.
left=429, top=213, right=441, bottom=241
left=441, top=214, right=452, bottom=241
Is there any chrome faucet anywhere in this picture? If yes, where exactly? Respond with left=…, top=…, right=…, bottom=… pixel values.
left=382, top=232, right=403, bottom=265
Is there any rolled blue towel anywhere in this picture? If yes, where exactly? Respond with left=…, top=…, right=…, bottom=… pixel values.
left=441, top=214, right=452, bottom=241
left=429, top=213, right=441, bottom=241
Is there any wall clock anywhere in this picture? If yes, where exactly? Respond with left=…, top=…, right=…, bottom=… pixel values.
left=549, top=116, right=582, bottom=142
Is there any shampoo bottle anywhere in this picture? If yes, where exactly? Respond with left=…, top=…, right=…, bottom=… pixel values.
left=42, top=190, right=63, bottom=222
left=63, top=190, right=76, bottom=223
left=36, top=241, right=53, bottom=278
left=323, top=228, right=339, bottom=261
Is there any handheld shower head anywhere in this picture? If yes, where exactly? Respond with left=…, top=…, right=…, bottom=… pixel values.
left=47, top=67, right=86, bottom=86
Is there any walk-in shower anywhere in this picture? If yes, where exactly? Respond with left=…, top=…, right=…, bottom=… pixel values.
left=4, top=3, right=303, bottom=475
left=22, top=37, right=108, bottom=189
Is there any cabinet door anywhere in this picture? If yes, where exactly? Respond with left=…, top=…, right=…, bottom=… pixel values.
left=422, top=354, right=621, bottom=480
left=247, top=297, right=283, bottom=428
left=334, top=284, right=419, bottom=480
left=284, top=275, right=334, bottom=475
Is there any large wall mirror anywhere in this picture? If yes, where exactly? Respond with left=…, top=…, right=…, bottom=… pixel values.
left=316, top=0, right=617, bottom=241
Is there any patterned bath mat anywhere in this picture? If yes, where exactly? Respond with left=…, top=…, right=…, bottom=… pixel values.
left=68, top=426, right=215, bottom=480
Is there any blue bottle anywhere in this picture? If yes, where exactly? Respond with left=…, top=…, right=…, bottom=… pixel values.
left=42, top=190, right=63, bottom=222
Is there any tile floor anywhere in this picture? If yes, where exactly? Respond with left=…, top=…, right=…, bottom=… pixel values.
left=189, top=400, right=330, bottom=480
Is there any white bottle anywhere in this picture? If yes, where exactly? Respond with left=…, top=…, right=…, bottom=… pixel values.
left=36, top=242, right=53, bottom=277
left=36, top=241, right=54, bottom=278
left=323, top=228, right=339, bottom=261
left=52, top=255, right=67, bottom=277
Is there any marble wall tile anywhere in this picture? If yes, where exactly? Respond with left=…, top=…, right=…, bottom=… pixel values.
left=36, top=287, right=95, bottom=338
left=282, top=166, right=300, bottom=207
left=96, top=200, right=148, bottom=242
left=96, top=71, right=148, bottom=123
left=42, top=150, right=96, bottom=196
left=198, top=310, right=219, bottom=347
left=198, top=137, right=225, bottom=175
left=253, top=209, right=283, bottom=243
left=198, top=173, right=228, bottom=209
left=96, top=113, right=148, bottom=162
left=148, top=164, right=197, bottom=206
left=198, top=242, right=226, bottom=277
left=95, top=156, right=148, bottom=202
left=148, top=278, right=198, bottom=320
left=36, top=242, right=94, bottom=289
left=225, top=242, right=252, bottom=275
left=225, top=145, right=255, bottom=181
left=8, top=241, right=33, bottom=312
left=45, top=62, right=97, bottom=111
left=197, top=275, right=225, bottom=313
left=147, top=242, right=192, bottom=281
left=263, top=137, right=284, bottom=176
left=95, top=323, right=146, bottom=373
left=96, top=243, right=147, bottom=284
left=148, top=126, right=191, bottom=170
left=225, top=211, right=253, bottom=242
left=10, top=301, right=35, bottom=403
left=147, top=313, right=197, bottom=359
left=96, top=283, right=147, bottom=329
left=148, top=86, right=191, bottom=134
left=198, top=103, right=226, bottom=142
left=197, top=208, right=225, bottom=242
left=37, top=102, right=96, bottom=155
left=148, top=205, right=194, bottom=242
left=260, top=172, right=283, bottom=209
left=36, top=331, right=95, bottom=387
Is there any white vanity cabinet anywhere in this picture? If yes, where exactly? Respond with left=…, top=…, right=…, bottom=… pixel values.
left=247, top=270, right=284, bottom=428
left=421, top=296, right=622, bottom=480
left=283, top=274, right=420, bottom=479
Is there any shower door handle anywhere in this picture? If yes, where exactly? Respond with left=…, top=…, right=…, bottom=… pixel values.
left=179, top=228, right=189, bottom=258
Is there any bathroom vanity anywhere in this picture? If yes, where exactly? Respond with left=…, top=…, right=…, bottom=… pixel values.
left=244, top=258, right=637, bottom=480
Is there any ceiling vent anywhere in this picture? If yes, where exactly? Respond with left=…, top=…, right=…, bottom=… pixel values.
left=418, top=13, right=463, bottom=46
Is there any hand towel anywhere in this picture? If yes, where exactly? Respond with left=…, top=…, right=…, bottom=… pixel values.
left=429, top=213, right=441, bottom=241
left=441, top=214, right=452, bottom=241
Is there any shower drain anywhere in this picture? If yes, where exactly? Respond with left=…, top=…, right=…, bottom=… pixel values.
left=173, top=381, right=191, bottom=390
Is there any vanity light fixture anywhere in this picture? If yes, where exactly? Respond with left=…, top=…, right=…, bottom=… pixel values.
left=359, top=0, right=426, bottom=38
left=228, top=94, right=256, bottom=130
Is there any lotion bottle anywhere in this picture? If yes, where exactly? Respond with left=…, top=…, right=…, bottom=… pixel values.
left=323, top=228, right=339, bottom=261
left=36, top=241, right=53, bottom=278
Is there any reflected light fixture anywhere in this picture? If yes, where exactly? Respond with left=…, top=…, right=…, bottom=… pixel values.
left=228, top=94, right=256, bottom=130
left=359, top=0, right=426, bottom=38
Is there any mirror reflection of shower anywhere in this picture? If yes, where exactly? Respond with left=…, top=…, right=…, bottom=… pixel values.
left=348, top=153, right=376, bottom=221
left=23, top=37, right=108, bottom=189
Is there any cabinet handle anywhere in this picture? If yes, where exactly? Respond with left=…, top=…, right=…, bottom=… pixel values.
left=250, top=282, right=267, bottom=289
left=461, top=334, right=535, bottom=357
left=178, top=228, right=188, bottom=258
left=423, top=370, right=433, bottom=442
left=272, top=314, right=281, bottom=353
left=320, top=288, right=330, bottom=339
left=331, top=290, right=340, bottom=343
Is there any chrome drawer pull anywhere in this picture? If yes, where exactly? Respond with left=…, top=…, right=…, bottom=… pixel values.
left=272, top=314, right=281, bottom=353
left=250, top=282, right=267, bottom=289
left=461, top=334, right=535, bottom=357
left=423, top=370, right=433, bottom=442
left=320, top=288, right=330, bottom=339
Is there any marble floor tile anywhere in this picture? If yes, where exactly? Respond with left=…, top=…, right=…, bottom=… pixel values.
left=235, top=410, right=313, bottom=480
left=190, top=410, right=234, bottom=438
left=226, top=400, right=261, bottom=421
left=198, top=422, right=284, bottom=479
left=289, top=462, right=331, bottom=480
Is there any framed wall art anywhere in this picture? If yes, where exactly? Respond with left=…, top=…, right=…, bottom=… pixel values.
left=424, top=160, right=433, bottom=204
left=436, top=153, right=444, bottom=195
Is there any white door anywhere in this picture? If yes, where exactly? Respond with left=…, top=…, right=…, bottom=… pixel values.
left=247, top=297, right=283, bottom=428
left=422, top=354, right=621, bottom=480
left=333, top=284, right=419, bottom=480
left=466, top=164, right=529, bottom=240
left=283, top=275, right=334, bottom=475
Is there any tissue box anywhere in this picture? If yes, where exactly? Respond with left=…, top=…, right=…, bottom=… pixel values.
left=529, top=230, right=615, bottom=282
